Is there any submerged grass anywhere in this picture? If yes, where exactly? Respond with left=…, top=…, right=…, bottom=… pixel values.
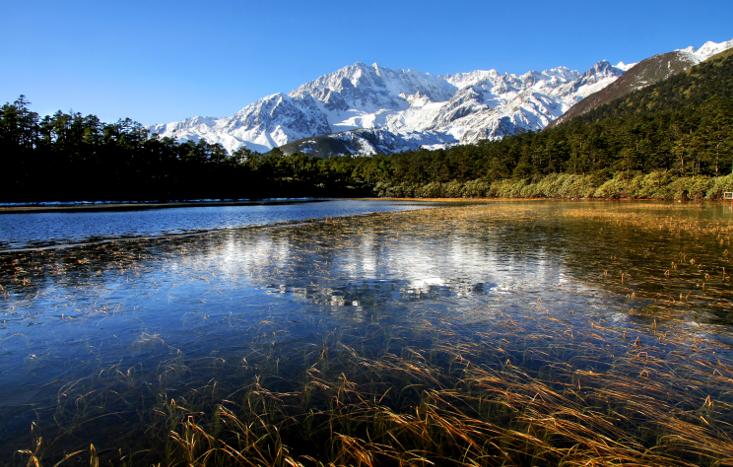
left=4, top=202, right=733, bottom=465
left=17, top=311, right=733, bottom=466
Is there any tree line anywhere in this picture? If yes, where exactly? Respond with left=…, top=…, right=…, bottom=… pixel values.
left=1, top=50, right=732, bottom=201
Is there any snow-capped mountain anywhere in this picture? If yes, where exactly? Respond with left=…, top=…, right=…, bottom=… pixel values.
left=150, top=62, right=621, bottom=155
left=678, top=39, right=733, bottom=62
left=150, top=38, right=733, bottom=156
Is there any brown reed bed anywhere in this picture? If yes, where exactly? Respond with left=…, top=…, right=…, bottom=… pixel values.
left=15, top=304, right=733, bottom=466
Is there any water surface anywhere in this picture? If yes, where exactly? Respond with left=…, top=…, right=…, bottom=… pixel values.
left=1, top=201, right=732, bottom=464
left=0, top=199, right=428, bottom=250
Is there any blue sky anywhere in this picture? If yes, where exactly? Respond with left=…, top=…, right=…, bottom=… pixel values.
left=3, top=0, right=731, bottom=124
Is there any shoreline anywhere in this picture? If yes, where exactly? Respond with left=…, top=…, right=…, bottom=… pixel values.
left=0, top=196, right=723, bottom=214
left=358, top=196, right=729, bottom=204
left=0, top=198, right=326, bottom=214
left=357, top=197, right=550, bottom=203
left=0, top=197, right=552, bottom=214
left=0, top=206, right=435, bottom=254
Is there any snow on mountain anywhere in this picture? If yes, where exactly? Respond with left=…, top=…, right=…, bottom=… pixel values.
left=424, top=63, right=623, bottom=144
left=445, top=69, right=502, bottom=89
left=614, top=61, right=637, bottom=72
left=678, top=38, right=733, bottom=62
left=150, top=61, right=621, bottom=154
left=150, top=38, right=732, bottom=156
left=150, top=92, right=331, bottom=153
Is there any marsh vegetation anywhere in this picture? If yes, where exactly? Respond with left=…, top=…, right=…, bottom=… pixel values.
left=1, top=202, right=733, bottom=465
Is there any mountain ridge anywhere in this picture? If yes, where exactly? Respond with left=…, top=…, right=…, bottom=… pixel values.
left=150, top=38, right=732, bottom=156
left=551, top=38, right=733, bottom=127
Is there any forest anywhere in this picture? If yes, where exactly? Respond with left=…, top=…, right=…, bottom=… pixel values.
left=1, top=49, right=732, bottom=202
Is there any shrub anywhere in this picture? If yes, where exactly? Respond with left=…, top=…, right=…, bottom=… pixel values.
left=706, top=174, right=733, bottom=199
left=442, top=180, right=464, bottom=198
left=462, top=179, right=491, bottom=198
left=414, top=182, right=443, bottom=198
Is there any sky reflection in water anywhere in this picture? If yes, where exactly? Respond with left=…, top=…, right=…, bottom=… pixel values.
left=0, top=201, right=732, bottom=460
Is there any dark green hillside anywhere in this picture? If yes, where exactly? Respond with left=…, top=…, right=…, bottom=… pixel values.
left=551, top=51, right=698, bottom=126
left=574, top=48, right=733, bottom=124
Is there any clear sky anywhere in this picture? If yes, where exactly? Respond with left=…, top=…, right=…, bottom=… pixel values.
left=3, top=0, right=731, bottom=124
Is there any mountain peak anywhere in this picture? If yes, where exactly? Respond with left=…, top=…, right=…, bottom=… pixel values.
left=614, top=61, right=636, bottom=71
left=591, top=60, right=612, bottom=70
left=153, top=56, right=623, bottom=153
left=446, top=69, right=501, bottom=89
left=677, top=38, right=733, bottom=62
left=150, top=38, right=727, bottom=155
left=585, top=60, right=623, bottom=78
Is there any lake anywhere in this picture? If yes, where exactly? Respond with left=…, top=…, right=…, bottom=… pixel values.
left=0, top=199, right=430, bottom=250
left=1, top=200, right=732, bottom=465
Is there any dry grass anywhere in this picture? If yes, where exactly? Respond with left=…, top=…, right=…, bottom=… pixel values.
left=16, top=307, right=733, bottom=466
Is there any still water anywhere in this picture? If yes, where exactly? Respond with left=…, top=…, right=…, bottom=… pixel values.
left=0, top=201, right=732, bottom=464
left=0, top=200, right=429, bottom=250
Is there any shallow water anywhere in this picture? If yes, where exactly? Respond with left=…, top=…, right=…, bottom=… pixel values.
left=0, top=199, right=428, bottom=250
left=1, top=201, right=732, bottom=463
